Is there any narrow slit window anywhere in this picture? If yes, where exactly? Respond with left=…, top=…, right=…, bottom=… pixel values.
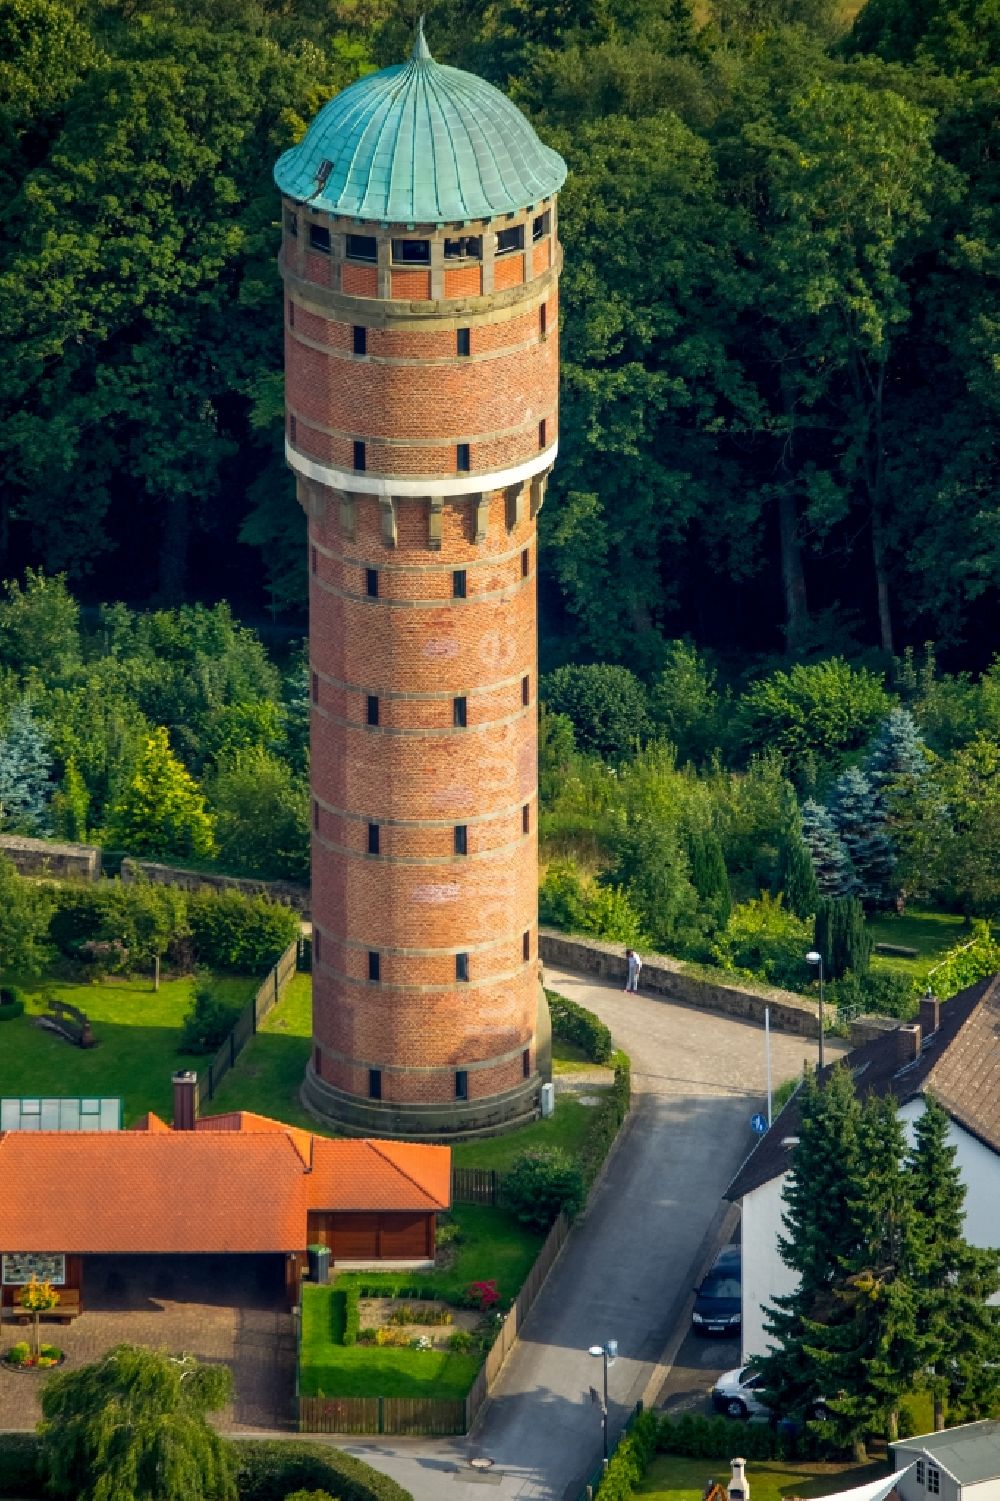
left=457, top=327, right=471, bottom=357
left=454, top=824, right=468, bottom=856
left=540, top=302, right=547, bottom=338
left=522, top=1047, right=531, bottom=1078
left=453, top=696, right=467, bottom=728
left=521, top=674, right=530, bottom=707
left=313, top=930, right=321, bottom=961
left=308, top=224, right=330, bottom=254
left=313, top=1046, right=321, bottom=1076
left=523, top=930, right=531, bottom=961
left=367, top=823, right=380, bottom=856
left=456, top=953, right=469, bottom=982
left=366, top=695, right=379, bottom=726
left=538, top=418, right=547, bottom=449
left=455, top=1069, right=468, bottom=1100
left=457, top=443, right=470, bottom=473
left=368, top=1068, right=382, bottom=1100
left=311, top=671, right=319, bottom=704
left=312, top=800, right=319, bottom=831
left=310, top=545, right=318, bottom=575
left=353, top=440, right=366, bottom=472
left=521, top=547, right=529, bottom=578
left=368, top=951, right=381, bottom=982
left=522, top=803, right=530, bottom=834
left=453, top=569, right=467, bottom=599
left=288, top=299, right=295, bottom=328
left=366, top=567, right=379, bottom=599
left=353, top=325, right=367, bottom=355
left=285, top=211, right=298, bottom=238
left=289, top=415, right=297, bottom=442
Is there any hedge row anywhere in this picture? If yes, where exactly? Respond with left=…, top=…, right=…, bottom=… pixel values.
left=657, top=1411, right=784, bottom=1461
left=45, top=879, right=299, bottom=975
left=579, top=1050, right=631, bottom=1186
left=546, top=988, right=613, bottom=1063
left=234, top=1438, right=412, bottom=1501
left=343, top=1283, right=360, bottom=1346
left=0, top=1434, right=412, bottom=1501
left=595, top=1410, right=659, bottom=1501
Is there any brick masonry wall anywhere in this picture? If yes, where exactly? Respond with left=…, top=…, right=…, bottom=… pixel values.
left=289, top=212, right=560, bottom=1125
left=538, top=930, right=822, bottom=1037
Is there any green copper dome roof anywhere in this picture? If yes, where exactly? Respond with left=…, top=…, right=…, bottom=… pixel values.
left=274, top=22, right=566, bottom=224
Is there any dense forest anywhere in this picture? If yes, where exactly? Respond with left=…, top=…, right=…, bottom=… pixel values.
left=1, top=0, right=997, bottom=669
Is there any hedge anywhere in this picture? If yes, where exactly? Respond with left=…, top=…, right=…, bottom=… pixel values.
left=186, top=889, right=300, bottom=973
left=0, top=1434, right=46, bottom=1498
left=579, top=1050, right=631, bottom=1186
left=595, top=1409, right=659, bottom=1500
left=546, top=988, right=613, bottom=1063
left=343, top=1283, right=360, bottom=1346
left=233, top=1439, right=412, bottom=1501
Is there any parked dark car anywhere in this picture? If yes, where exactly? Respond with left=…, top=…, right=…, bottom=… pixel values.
left=692, top=1244, right=741, bottom=1335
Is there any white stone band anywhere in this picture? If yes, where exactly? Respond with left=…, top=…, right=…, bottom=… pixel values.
left=286, top=439, right=558, bottom=498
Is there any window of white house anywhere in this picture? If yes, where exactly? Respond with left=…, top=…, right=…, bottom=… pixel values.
left=927, top=1467, right=940, bottom=1495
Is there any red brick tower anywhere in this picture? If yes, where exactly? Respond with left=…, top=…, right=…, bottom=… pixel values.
left=275, top=25, right=565, bottom=1136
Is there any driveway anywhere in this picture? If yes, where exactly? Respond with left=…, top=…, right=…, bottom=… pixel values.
left=0, top=1254, right=295, bottom=1432
left=331, top=966, right=831, bottom=1500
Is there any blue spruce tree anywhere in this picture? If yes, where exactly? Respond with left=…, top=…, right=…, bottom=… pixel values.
left=0, top=699, right=54, bottom=836
left=801, top=798, right=856, bottom=898
left=864, top=708, right=929, bottom=805
left=829, top=766, right=896, bottom=908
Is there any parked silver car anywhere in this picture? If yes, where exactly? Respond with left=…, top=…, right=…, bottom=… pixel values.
left=711, top=1365, right=830, bottom=1422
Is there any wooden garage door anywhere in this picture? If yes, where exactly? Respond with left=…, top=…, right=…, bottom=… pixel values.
left=330, top=1214, right=379, bottom=1259
left=378, top=1214, right=428, bottom=1258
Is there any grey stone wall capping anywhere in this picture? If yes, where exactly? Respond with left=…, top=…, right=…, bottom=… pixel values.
left=538, top=929, right=821, bottom=1037
left=0, top=833, right=102, bottom=882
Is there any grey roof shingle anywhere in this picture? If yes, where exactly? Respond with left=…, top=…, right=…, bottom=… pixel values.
left=894, top=1421, right=1000, bottom=1485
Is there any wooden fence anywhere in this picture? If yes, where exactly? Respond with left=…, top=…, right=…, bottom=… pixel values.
left=451, top=1166, right=505, bottom=1206
left=196, top=940, right=300, bottom=1106
left=298, top=1395, right=467, bottom=1436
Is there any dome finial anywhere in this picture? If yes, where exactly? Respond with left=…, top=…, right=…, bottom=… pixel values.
left=412, top=14, right=432, bottom=60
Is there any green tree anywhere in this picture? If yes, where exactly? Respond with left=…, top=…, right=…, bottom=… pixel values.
left=774, top=832, right=819, bottom=919
left=814, top=895, right=871, bottom=980
left=604, top=813, right=701, bottom=953
left=504, top=1149, right=585, bottom=1231
left=930, top=734, right=1000, bottom=915
left=108, top=727, right=216, bottom=861
left=0, top=696, right=53, bottom=834
left=40, top=1344, right=235, bottom=1501
left=926, top=921, right=1000, bottom=1000
left=739, top=661, right=892, bottom=778
left=829, top=766, right=895, bottom=908
left=687, top=827, right=731, bottom=929
left=50, top=756, right=89, bottom=842
left=0, top=569, right=80, bottom=679
left=210, top=748, right=309, bottom=882
left=649, top=640, right=725, bottom=765
left=800, top=799, right=856, bottom=898
left=906, top=1095, right=1000, bottom=1430
left=713, top=892, right=811, bottom=988
left=541, top=664, right=651, bottom=759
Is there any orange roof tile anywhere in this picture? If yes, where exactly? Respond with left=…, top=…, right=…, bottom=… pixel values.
left=309, top=1139, right=451, bottom=1213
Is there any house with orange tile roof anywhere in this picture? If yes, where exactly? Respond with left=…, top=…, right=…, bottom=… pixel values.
left=0, top=1073, right=450, bottom=1320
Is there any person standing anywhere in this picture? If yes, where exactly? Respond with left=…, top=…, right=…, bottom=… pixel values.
left=624, top=948, right=642, bottom=994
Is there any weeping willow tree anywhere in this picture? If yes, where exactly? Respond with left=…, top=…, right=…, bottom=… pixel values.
left=39, top=1344, right=236, bottom=1501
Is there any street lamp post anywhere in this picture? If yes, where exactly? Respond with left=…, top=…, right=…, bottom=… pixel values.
left=588, top=1340, right=617, bottom=1467
left=806, top=950, right=825, bottom=1070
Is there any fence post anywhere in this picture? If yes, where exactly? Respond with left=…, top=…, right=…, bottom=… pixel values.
left=274, top=966, right=280, bottom=1007
left=378, top=1396, right=384, bottom=1435
left=230, top=1030, right=236, bottom=1067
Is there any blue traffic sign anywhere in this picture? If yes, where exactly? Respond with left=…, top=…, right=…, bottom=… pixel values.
left=750, top=1113, right=768, bottom=1135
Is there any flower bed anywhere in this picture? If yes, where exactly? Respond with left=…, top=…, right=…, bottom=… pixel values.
left=4, top=1340, right=64, bottom=1371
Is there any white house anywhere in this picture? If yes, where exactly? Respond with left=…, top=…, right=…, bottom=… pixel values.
left=891, top=1421, right=1000, bottom=1501
left=727, top=977, right=1000, bottom=1363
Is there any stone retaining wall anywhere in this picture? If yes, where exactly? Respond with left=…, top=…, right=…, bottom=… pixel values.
left=120, top=858, right=310, bottom=913
left=539, top=929, right=820, bottom=1037
left=0, top=834, right=101, bottom=882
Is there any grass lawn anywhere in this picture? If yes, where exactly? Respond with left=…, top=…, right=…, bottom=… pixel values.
left=208, top=973, right=316, bottom=1129
left=551, top=1036, right=604, bottom=1074
left=299, top=1283, right=480, bottom=1399
left=453, top=1093, right=609, bottom=1171
left=0, top=972, right=256, bottom=1124
left=298, top=1204, right=540, bottom=1399
left=638, top=1456, right=888, bottom=1501
left=867, top=909, right=971, bottom=984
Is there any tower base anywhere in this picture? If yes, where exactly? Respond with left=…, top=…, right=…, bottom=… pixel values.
left=300, top=1065, right=542, bottom=1142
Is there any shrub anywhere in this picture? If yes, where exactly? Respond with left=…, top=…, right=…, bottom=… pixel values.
left=578, top=1052, right=631, bottom=1186
left=232, top=1438, right=413, bottom=1501
left=0, top=1433, right=46, bottom=1498
left=829, top=968, right=916, bottom=1019
left=284, top=1492, right=338, bottom=1501
left=657, top=1411, right=779, bottom=1461
left=814, top=896, right=872, bottom=980
left=541, top=664, right=651, bottom=760
left=461, top=1280, right=499, bottom=1312
left=187, top=889, right=299, bottom=974
left=0, top=997, right=25, bottom=1021
left=712, top=893, right=813, bottom=991
left=5, top=1341, right=30, bottom=1366
left=447, top=1331, right=474, bottom=1353
left=505, top=1150, right=586, bottom=1232
left=546, top=989, right=612, bottom=1063
left=739, top=659, right=892, bottom=777
left=0, top=985, right=24, bottom=1005
left=180, top=986, right=241, bottom=1054
left=374, top=1327, right=412, bottom=1348
left=596, top=1408, right=659, bottom=1499
left=539, top=858, right=647, bottom=945
left=435, top=1215, right=462, bottom=1248
left=48, top=881, right=188, bottom=967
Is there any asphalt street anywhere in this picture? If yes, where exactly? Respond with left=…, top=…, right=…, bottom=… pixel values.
left=330, top=966, right=827, bottom=1501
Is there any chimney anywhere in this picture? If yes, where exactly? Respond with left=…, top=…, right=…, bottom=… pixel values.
left=894, top=1023, right=922, bottom=1066
left=919, top=994, right=940, bottom=1037
left=172, top=1070, right=199, bottom=1131
left=730, top=1457, right=749, bottom=1501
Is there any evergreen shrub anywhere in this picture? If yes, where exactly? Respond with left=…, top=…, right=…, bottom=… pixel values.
left=505, top=1149, right=586, bottom=1231
left=187, top=889, right=299, bottom=974
left=180, top=987, right=241, bottom=1054
left=546, top=989, right=613, bottom=1063
left=233, top=1440, right=412, bottom=1501
left=595, top=1408, right=659, bottom=1499
left=342, top=1285, right=360, bottom=1347
left=0, top=986, right=25, bottom=1020
left=579, top=1052, right=631, bottom=1186
left=657, top=1412, right=780, bottom=1461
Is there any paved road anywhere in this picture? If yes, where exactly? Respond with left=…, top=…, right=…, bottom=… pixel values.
left=332, top=968, right=827, bottom=1501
